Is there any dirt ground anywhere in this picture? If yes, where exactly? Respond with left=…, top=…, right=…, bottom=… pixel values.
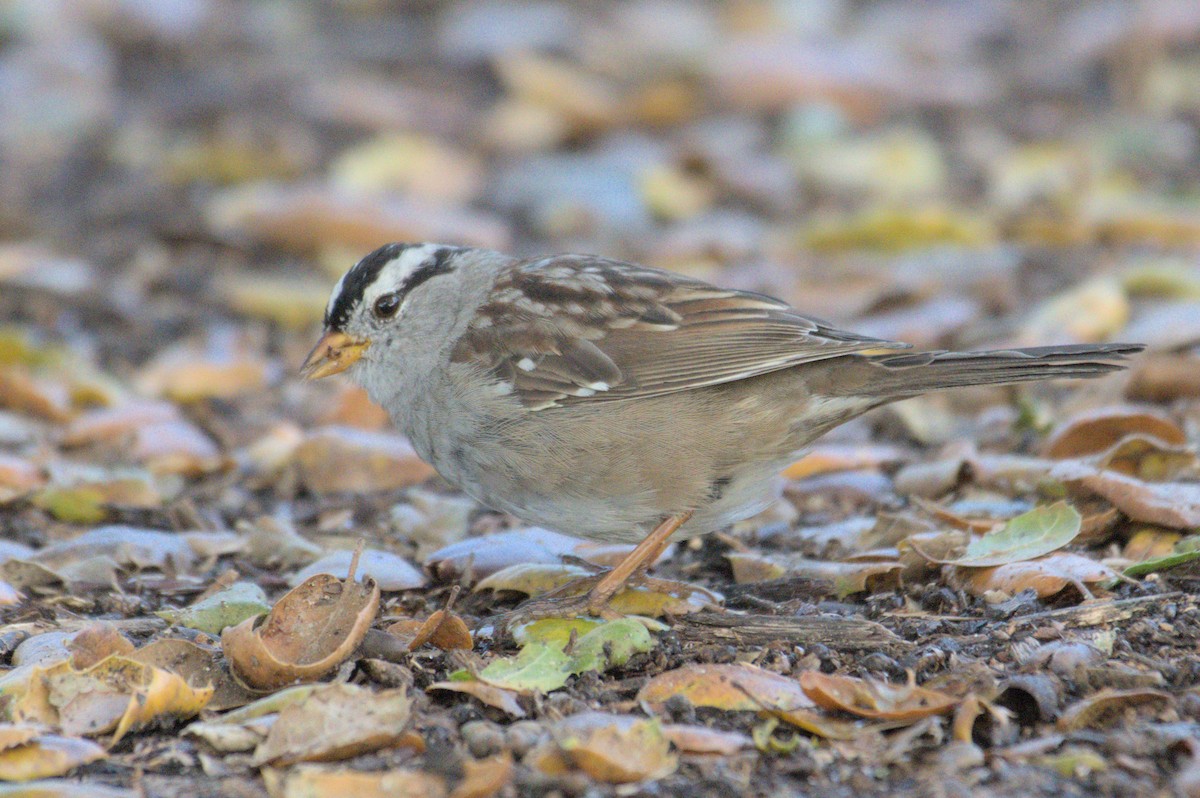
left=2, top=2, right=1200, bottom=797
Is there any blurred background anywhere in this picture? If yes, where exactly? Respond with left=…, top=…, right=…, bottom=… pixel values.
left=1, top=0, right=1199, bottom=440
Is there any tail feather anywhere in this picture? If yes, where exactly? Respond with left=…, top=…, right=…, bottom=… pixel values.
left=863, top=343, right=1144, bottom=397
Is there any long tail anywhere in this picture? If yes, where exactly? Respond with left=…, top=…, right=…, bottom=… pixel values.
left=860, top=343, right=1144, bottom=398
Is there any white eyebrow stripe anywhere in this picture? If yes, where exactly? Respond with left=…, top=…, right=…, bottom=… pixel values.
left=361, top=243, right=443, bottom=309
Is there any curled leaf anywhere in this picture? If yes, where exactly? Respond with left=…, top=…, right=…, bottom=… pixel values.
left=798, top=672, right=957, bottom=721
left=222, top=571, right=380, bottom=691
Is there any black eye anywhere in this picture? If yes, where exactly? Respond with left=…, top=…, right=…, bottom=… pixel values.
left=373, top=292, right=401, bottom=318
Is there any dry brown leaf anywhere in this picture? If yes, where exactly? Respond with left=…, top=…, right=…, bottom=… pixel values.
left=387, top=610, right=472, bottom=652
left=1092, top=434, right=1196, bottom=480
left=952, top=694, right=1013, bottom=745
left=61, top=403, right=223, bottom=474
left=1056, top=688, right=1171, bottom=731
left=782, top=443, right=905, bottom=480
left=799, top=672, right=958, bottom=721
left=953, top=552, right=1119, bottom=599
left=0, top=732, right=106, bottom=782
left=1052, top=461, right=1200, bottom=529
left=661, top=724, right=751, bottom=755
left=4, top=655, right=213, bottom=744
left=66, top=622, right=134, bottom=670
left=450, top=752, right=513, bottom=798
left=130, top=637, right=259, bottom=712
left=0, top=454, right=45, bottom=502
left=726, top=553, right=901, bottom=597
left=0, top=724, right=41, bottom=752
left=770, top=705, right=879, bottom=740
left=638, top=663, right=814, bottom=713
left=320, top=384, right=391, bottom=430
left=294, top=427, right=436, bottom=495
left=1123, top=527, right=1183, bottom=562
left=206, top=182, right=510, bottom=254
left=253, top=683, right=412, bottom=766
left=426, top=681, right=526, bottom=718
left=222, top=569, right=380, bottom=691
left=261, top=763, right=447, bottom=798
left=136, top=349, right=270, bottom=403
left=550, top=713, right=677, bottom=784
left=1044, top=406, right=1186, bottom=460
left=0, top=368, right=74, bottom=422
left=1127, top=353, right=1200, bottom=402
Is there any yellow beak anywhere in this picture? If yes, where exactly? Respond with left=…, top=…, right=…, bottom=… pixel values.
left=301, top=331, right=370, bottom=380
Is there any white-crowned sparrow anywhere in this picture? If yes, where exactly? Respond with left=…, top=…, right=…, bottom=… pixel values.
left=302, top=242, right=1142, bottom=615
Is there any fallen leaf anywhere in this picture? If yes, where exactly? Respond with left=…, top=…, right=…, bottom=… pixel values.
left=62, top=401, right=223, bottom=476
left=1036, top=746, right=1108, bottom=778
left=222, top=566, right=380, bottom=690
left=1052, top=462, right=1200, bottom=529
left=0, top=368, right=73, bottom=422
left=1056, top=688, right=1171, bottom=731
left=430, top=529, right=605, bottom=582
left=136, top=346, right=271, bottom=403
left=1124, top=547, right=1200, bottom=577
left=65, top=623, right=133, bottom=670
left=157, top=582, right=272, bottom=635
left=253, top=683, right=412, bottom=765
left=260, top=763, right=447, bottom=798
left=427, top=680, right=526, bottom=718
left=662, top=724, right=752, bottom=755
left=475, top=644, right=570, bottom=694
left=0, top=454, right=44, bottom=502
left=2, top=655, right=213, bottom=744
left=783, top=443, right=906, bottom=480
left=726, top=553, right=902, bottom=597
left=241, top=516, right=323, bottom=569
left=1020, top=277, right=1129, bottom=346
left=551, top=713, right=677, bottom=784
left=911, top=503, right=1081, bottom=567
left=0, top=780, right=135, bottom=797
left=295, top=427, right=436, bottom=495
left=0, top=725, right=39, bottom=752
left=450, top=752, right=512, bottom=798
left=954, top=552, right=1120, bottom=599
left=290, top=549, right=425, bottom=591
left=477, top=619, right=655, bottom=694
left=1123, top=527, right=1183, bottom=562
left=206, top=182, right=510, bottom=254
left=638, top=663, right=813, bottom=713
left=799, top=672, right=957, bottom=721
left=130, top=637, right=258, bottom=712
left=387, top=609, right=471, bottom=652
left=223, top=274, right=331, bottom=330
left=0, top=733, right=105, bottom=781
left=476, top=563, right=710, bottom=616
left=1044, top=406, right=1186, bottom=459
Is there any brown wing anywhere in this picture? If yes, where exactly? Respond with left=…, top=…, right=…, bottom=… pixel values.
left=450, top=254, right=909, bottom=410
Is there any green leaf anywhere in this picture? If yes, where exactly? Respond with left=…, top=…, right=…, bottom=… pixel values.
left=157, top=582, right=271, bottom=634
left=478, top=642, right=572, bottom=693
left=568, top=618, right=654, bottom=673
left=477, top=618, right=658, bottom=694
left=33, top=486, right=107, bottom=524
left=513, top=618, right=601, bottom=649
left=944, top=502, right=1082, bottom=567
left=1124, top=548, right=1200, bottom=577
